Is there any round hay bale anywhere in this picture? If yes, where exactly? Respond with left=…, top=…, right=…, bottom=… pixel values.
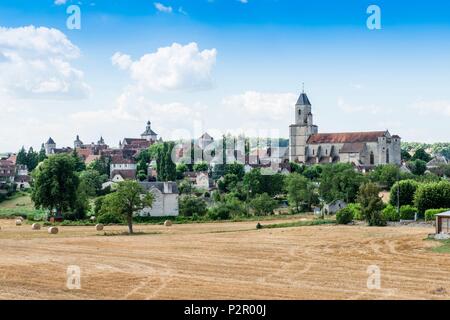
left=95, top=224, right=104, bottom=231
left=32, top=223, right=41, bottom=230
left=16, top=216, right=24, bottom=221
left=90, top=216, right=96, bottom=222
left=48, top=226, right=59, bottom=234
left=15, top=219, right=22, bottom=226
left=164, top=220, right=173, bottom=227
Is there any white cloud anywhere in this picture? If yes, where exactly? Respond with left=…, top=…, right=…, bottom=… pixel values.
left=238, top=0, right=249, bottom=3
left=154, top=2, right=173, bottom=13
left=111, top=52, right=132, bottom=70
left=112, top=42, right=217, bottom=92
left=222, top=91, right=296, bottom=122
left=0, top=26, right=90, bottom=99
left=412, top=100, right=450, bottom=117
left=54, top=0, right=67, bottom=5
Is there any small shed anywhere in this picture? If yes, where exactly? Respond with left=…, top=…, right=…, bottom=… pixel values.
left=435, top=211, right=450, bottom=234
left=323, top=200, right=347, bottom=215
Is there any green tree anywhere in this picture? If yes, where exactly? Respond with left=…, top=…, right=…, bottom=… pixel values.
left=79, top=169, right=108, bottom=197
left=289, top=162, right=304, bottom=174
left=414, top=181, right=450, bottom=215
left=336, top=207, right=353, bottom=224
left=218, top=173, right=240, bottom=193
left=99, top=180, right=154, bottom=234
left=16, top=147, right=27, bottom=167
left=176, top=163, right=188, bottom=180
left=389, top=179, right=419, bottom=207
left=401, top=149, right=412, bottom=161
left=38, top=143, right=47, bottom=163
left=179, top=195, right=207, bottom=217
left=71, top=149, right=86, bottom=172
left=164, top=142, right=176, bottom=181
left=320, top=163, right=365, bottom=203
left=193, top=162, right=209, bottom=172
left=369, top=164, right=400, bottom=189
left=302, top=165, right=322, bottom=180
left=87, top=157, right=111, bottom=176
left=412, top=148, right=432, bottom=162
left=285, top=173, right=317, bottom=212
left=249, top=193, right=278, bottom=216
left=31, top=154, right=80, bottom=217
left=225, top=162, right=245, bottom=180
left=357, top=182, right=386, bottom=226
left=26, top=147, right=39, bottom=171
left=408, top=159, right=427, bottom=176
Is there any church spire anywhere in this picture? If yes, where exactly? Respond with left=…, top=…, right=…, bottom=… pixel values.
left=296, top=91, right=311, bottom=106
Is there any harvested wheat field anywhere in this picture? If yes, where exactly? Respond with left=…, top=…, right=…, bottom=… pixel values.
left=0, top=218, right=448, bottom=300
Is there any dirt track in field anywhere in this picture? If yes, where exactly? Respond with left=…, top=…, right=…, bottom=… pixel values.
left=0, top=219, right=448, bottom=300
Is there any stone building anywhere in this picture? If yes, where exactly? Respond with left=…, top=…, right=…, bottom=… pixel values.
left=289, top=92, right=401, bottom=168
left=139, top=182, right=179, bottom=217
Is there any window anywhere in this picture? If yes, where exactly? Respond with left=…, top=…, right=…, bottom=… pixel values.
left=370, top=151, right=375, bottom=165
left=386, top=149, right=390, bottom=164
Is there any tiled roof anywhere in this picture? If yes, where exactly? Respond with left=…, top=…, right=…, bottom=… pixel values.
left=340, top=142, right=366, bottom=153
left=307, top=131, right=386, bottom=144
left=111, top=169, right=136, bottom=180
left=111, top=155, right=135, bottom=164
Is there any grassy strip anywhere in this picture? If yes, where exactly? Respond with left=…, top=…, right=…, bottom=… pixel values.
left=259, top=219, right=335, bottom=229
left=432, top=240, right=450, bottom=254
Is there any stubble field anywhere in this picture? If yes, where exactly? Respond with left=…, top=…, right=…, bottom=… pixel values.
left=0, top=218, right=448, bottom=300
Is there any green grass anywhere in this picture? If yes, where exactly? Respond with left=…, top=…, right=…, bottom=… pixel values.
left=259, top=219, right=336, bottom=229
left=0, top=192, right=33, bottom=209
left=432, top=240, right=450, bottom=254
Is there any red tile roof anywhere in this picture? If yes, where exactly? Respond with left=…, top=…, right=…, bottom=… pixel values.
left=307, top=131, right=387, bottom=144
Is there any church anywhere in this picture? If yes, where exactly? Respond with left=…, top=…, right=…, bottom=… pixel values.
left=289, top=91, right=401, bottom=168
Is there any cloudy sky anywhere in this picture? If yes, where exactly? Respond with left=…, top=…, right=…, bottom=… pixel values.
left=0, top=0, right=449, bottom=152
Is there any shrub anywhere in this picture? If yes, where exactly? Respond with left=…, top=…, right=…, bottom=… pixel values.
left=399, top=205, right=418, bottom=220
left=389, top=180, right=419, bottom=207
left=336, top=208, right=353, bottom=224
left=347, top=203, right=363, bottom=220
left=97, top=211, right=124, bottom=224
left=179, top=195, right=207, bottom=217
left=414, top=181, right=450, bottom=215
left=208, top=205, right=231, bottom=220
left=382, top=204, right=400, bottom=221
left=249, top=193, right=278, bottom=216
left=425, top=208, right=450, bottom=221
left=357, top=182, right=386, bottom=226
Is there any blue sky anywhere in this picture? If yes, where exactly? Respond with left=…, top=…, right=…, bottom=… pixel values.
left=0, top=0, right=449, bottom=152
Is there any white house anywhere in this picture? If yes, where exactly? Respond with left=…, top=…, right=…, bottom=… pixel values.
left=139, top=182, right=179, bottom=217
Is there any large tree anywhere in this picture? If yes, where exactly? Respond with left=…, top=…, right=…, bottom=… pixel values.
left=285, top=173, right=317, bottom=213
left=320, top=163, right=366, bottom=203
left=31, top=154, right=80, bottom=217
left=357, top=182, right=386, bottom=226
left=99, top=180, right=154, bottom=234
left=412, top=148, right=432, bottom=162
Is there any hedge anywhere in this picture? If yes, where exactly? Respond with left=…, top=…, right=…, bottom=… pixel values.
left=414, top=181, right=450, bottom=214
left=425, top=208, right=450, bottom=222
left=400, top=205, right=418, bottom=220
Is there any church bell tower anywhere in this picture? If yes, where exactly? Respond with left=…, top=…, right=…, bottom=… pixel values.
left=289, top=88, right=318, bottom=163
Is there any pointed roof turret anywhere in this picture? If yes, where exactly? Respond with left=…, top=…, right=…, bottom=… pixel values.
left=141, top=120, right=157, bottom=136
left=296, top=92, right=311, bottom=106
left=46, top=137, right=56, bottom=145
